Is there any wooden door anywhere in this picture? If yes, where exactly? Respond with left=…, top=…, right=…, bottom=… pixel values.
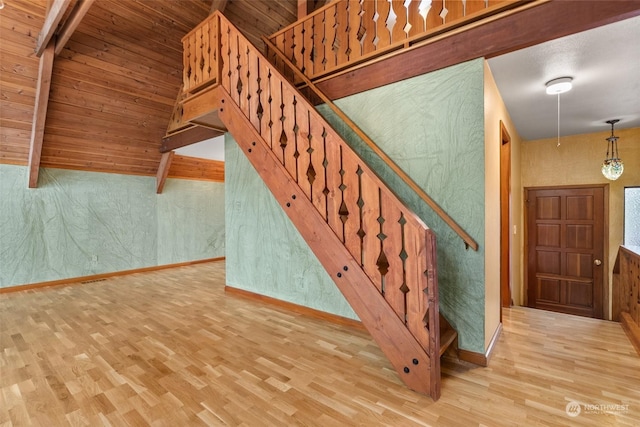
left=526, top=186, right=605, bottom=318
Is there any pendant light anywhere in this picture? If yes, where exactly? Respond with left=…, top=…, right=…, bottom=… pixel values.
left=546, top=77, right=573, bottom=147
left=601, top=119, right=624, bottom=181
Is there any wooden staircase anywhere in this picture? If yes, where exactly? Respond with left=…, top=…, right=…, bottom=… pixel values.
left=178, top=12, right=458, bottom=400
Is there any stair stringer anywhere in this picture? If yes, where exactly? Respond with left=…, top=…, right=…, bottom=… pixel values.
left=213, top=85, right=440, bottom=398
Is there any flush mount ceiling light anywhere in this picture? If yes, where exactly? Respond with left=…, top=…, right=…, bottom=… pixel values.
left=546, top=77, right=573, bottom=147
left=601, top=119, right=624, bottom=181
left=545, top=77, right=573, bottom=94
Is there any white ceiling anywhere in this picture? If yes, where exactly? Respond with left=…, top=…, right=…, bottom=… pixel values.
left=175, top=135, right=225, bottom=160
left=487, top=14, right=640, bottom=142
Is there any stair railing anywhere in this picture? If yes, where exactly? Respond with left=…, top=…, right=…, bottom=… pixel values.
left=181, top=12, right=442, bottom=398
left=263, top=34, right=478, bottom=251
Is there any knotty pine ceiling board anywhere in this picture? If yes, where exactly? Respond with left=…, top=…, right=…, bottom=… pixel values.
left=224, top=0, right=298, bottom=49
left=1, top=0, right=304, bottom=177
left=40, top=0, right=211, bottom=176
left=0, top=0, right=45, bottom=165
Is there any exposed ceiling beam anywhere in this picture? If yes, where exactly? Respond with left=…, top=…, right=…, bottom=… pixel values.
left=35, top=0, right=73, bottom=56
left=54, top=0, right=97, bottom=55
left=28, top=42, right=55, bottom=188
left=156, top=151, right=174, bottom=194
left=210, top=0, right=228, bottom=14
left=161, top=126, right=223, bottom=153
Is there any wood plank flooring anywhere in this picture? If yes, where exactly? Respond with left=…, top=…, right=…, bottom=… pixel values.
left=1, top=261, right=639, bottom=426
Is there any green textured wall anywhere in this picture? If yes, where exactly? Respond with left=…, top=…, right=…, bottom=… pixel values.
left=0, top=165, right=225, bottom=288
left=319, top=59, right=486, bottom=352
left=224, top=59, right=486, bottom=351
left=224, top=134, right=357, bottom=320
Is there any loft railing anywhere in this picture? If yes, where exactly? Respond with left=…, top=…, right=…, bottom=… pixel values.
left=613, top=245, right=640, bottom=355
left=181, top=12, right=442, bottom=398
left=268, top=0, right=524, bottom=82
left=183, top=13, right=219, bottom=95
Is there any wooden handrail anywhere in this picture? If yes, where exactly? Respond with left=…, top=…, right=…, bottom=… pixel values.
left=263, top=35, right=479, bottom=251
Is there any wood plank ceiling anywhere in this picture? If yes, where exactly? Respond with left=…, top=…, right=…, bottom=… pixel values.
left=0, top=0, right=305, bottom=182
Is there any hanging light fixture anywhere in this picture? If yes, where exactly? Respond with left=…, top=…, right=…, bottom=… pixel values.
left=546, top=77, right=573, bottom=147
left=601, top=119, right=624, bottom=180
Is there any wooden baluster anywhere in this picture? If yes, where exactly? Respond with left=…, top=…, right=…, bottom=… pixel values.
left=407, top=0, right=424, bottom=37
left=334, top=1, right=349, bottom=69
left=340, top=147, right=362, bottom=262
left=361, top=0, right=376, bottom=55
left=281, top=30, right=294, bottom=69
left=375, top=0, right=391, bottom=51
left=381, top=192, right=406, bottom=320
left=404, top=221, right=431, bottom=352
left=348, top=0, right=363, bottom=61
left=293, top=22, right=304, bottom=82
left=229, top=34, right=241, bottom=107
left=390, top=0, right=408, bottom=43
left=263, top=64, right=280, bottom=150
left=280, top=85, right=298, bottom=180
left=324, top=3, right=338, bottom=69
left=445, top=0, right=464, bottom=23
left=211, top=18, right=219, bottom=84
left=308, top=110, right=327, bottom=220
left=426, top=0, right=444, bottom=29
left=325, top=132, right=343, bottom=240
left=189, top=30, right=198, bottom=89
left=220, top=21, right=230, bottom=94
left=312, top=11, right=326, bottom=77
left=201, top=21, right=211, bottom=84
left=297, top=105, right=312, bottom=200
left=248, top=50, right=261, bottom=133
left=236, top=37, right=249, bottom=119
left=360, top=172, right=382, bottom=292
left=302, top=18, right=314, bottom=79
left=272, top=80, right=285, bottom=165
left=182, top=37, right=191, bottom=92
left=196, top=26, right=205, bottom=87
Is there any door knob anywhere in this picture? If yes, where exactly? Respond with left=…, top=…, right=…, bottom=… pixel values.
left=594, top=259, right=602, bottom=266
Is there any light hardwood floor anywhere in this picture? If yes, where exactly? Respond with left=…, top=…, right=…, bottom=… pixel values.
left=1, top=261, right=638, bottom=426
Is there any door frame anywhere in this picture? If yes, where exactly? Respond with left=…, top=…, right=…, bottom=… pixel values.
left=500, top=121, right=512, bottom=316
left=523, top=184, right=609, bottom=319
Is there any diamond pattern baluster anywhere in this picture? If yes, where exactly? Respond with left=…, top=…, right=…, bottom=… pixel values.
left=398, top=213, right=409, bottom=324
left=322, top=128, right=330, bottom=220
left=245, top=46, right=251, bottom=108
left=235, top=36, right=243, bottom=98
left=256, top=65, right=263, bottom=125
left=338, top=147, right=349, bottom=239
left=278, top=83, right=287, bottom=165
left=292, top=97, right=300, bottom=182
left=356, top=166, right=366, bottom=266
left=267, top=70, right=273, bottom=148
left=376, top=188, right=390, bottom=294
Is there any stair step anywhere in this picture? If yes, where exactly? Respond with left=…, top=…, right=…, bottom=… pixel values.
left=439, top=328, right=458, bottom=357
left=439, top=313, right=458, bottom=357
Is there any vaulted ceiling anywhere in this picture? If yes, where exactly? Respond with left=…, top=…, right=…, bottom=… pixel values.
left=0, top=0, right=306, bottom=180
left=2, top=0, right=638, bottom=184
